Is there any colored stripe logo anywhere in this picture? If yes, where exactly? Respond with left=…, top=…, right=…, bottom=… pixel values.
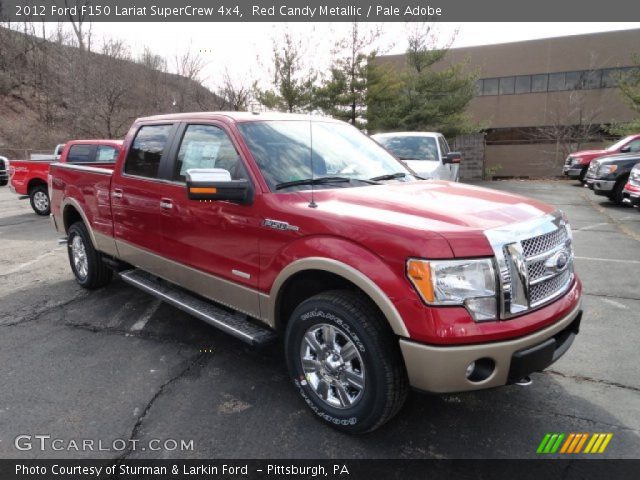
left=537, top=433, right=613, bottom=454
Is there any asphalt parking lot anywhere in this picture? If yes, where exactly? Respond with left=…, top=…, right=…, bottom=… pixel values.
left=0, top=180, right=639, bottom=459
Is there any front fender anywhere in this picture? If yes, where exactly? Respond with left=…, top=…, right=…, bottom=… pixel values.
left=262, top=236, right=413, bottom=337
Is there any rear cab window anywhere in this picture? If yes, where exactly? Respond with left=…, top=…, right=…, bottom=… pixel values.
left=96, top=145, right=119, bottom=163
left=67, top=145, right=93, bottom=163
left=124, top=124, right=173, bottom=178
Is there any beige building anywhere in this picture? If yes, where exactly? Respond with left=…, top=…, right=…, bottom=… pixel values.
left=379, top=29, right=640, bottom=178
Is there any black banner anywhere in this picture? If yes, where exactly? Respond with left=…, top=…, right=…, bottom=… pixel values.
left=1, top=0, right=640, bottom=22
left=1, top=460, right=639, bottom=480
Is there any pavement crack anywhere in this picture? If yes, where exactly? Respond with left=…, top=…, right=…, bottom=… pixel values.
left=544, top=369, right=640, bottom=393
left=63, top=321, right=200, bottom=348
left=583, top=292, right=640, bottom=301
left=112, top=352, right=208, bottom=464
left=0, top=293, right=89, bottom=327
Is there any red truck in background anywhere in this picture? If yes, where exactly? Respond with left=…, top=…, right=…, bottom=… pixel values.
left=563, top=134, right=640, bottom=182
left=9, top=140, right=122, bottom=215
left=49, top=112, right=582, bottom=433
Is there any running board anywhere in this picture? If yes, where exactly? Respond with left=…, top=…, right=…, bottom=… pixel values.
left=119, top=269, right=276, bottom=346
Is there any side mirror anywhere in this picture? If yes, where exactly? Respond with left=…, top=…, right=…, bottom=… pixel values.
left=620, top=145, right=631, bottom=153
left=186, top=168, right=253, bottom=204
left=443, top=152, right=462, bottom=164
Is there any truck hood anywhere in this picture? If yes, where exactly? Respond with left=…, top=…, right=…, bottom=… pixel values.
left=289, top=181, right=557, bottom=258
left=572, top=149, right=607, bottom=158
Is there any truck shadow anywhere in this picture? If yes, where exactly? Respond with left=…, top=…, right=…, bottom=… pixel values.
left=8, top=278, right=640, bottom=460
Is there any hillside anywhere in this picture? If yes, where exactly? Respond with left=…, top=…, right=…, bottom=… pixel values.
left=0, top=26, right=223, bottom=159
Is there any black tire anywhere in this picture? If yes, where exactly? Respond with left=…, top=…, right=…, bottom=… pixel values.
left=29, top=185, right=50, bottom=215
left=578, top=167, right=588, bottom=183
left=284, top=290, right=408, bottom=433
left=0, top=179, right=7, bottom=187
left=609, top=176, right=630, bottom=206
left=67, top=221, right=112, bottom=289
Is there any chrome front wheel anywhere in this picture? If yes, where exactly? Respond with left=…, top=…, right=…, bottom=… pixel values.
left=300, top=323, right=366, bottom=409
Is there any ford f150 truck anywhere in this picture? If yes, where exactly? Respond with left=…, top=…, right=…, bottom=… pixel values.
left=0, top=156, right=8, bottom=186
left=563, top=134, right=640, bottom=182
left=9, top=140, right=122, bottom=215
left=623, top=163, right=640, bottom=207
left=50, top=112, right=582, bottom=433
left=584, top=153, right=640, bottom=205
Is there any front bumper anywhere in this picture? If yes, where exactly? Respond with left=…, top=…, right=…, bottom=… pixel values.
left=399, top=302, right=582, bottom=393
left=623, top=185, right=640, bottom=206
left=563, top=166, right=583, bottom=178
left=592, top=179, right=616, bottom=195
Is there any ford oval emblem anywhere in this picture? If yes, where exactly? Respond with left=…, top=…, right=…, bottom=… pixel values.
left=545, top=250, right=569, bottom=273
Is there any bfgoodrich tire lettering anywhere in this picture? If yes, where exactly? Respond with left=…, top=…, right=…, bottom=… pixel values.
left=285, top=290, right=408, bottom=433
left=67, top=221, right=112, bottom=289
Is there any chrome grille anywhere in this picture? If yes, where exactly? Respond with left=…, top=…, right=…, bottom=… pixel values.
left=530, top=269, right=572, bottom=305
left=521, top=228, right=568, bottom=258
left=485, top=211, right=575, bottom=319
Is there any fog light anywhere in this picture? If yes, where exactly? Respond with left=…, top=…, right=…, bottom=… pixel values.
left=465, top=357, right=496, bottom=383
left=465, top=362, right=476, bottom=379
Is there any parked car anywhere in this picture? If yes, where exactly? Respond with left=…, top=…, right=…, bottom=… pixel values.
left=563, top=134, right=640, bottom=182
left=29, top=143, right=66, bottom=161
left=622, top=163, right=640, bottom=208
left=371, top=132, right=461, bottom=181
left=0, top=156, right=8, bottom=186
left=584, top=153, right=640, bottom=205
left=50, top=112, right=582, bottom=433
left=9, top=140, right=122, bottom=215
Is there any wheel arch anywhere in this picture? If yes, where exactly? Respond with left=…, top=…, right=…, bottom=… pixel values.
left=267, top=257, right=409, bottom=337
left=27, top=177, right=47, bottom=192
left=61, top=199, right=98, bottom=248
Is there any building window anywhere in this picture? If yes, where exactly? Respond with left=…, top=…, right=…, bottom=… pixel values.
left=475, top=66, right=639, bottom=96
left=482, top=78, right=499, bottom=96
left=548, top=72, right=566, bottom=91
left=515, top=75, right=531, bottom=94
left=531, top=74, right=548, bottom=93
left=499, top=76, right=515, bottom=95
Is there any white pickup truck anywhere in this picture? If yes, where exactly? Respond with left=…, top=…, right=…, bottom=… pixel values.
left=29, top=143, right=65, bottom=161
left=372, top=132, right=461, bottom=182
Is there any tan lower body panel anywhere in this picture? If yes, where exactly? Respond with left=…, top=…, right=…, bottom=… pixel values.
left=399, top=302, right=581, bottom=393
left=115, top=240, right=268, bottom=321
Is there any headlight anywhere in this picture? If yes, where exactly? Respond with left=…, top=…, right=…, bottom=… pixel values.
left=570, top=157, right=580, bottom=165
left=598, top=165, right=617, bottom=176
left=407, top=258, right=498, bottom=321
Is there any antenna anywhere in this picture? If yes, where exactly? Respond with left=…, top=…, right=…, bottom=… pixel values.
left=308, top=110, right=317, bottom=208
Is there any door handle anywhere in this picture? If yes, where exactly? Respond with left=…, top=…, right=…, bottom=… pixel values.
left=112, top=189, right=123, bottom=199
left=160, top=199, right=173, bottom=210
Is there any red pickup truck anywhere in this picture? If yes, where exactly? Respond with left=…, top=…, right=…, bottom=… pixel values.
left=9, top=140, right=122, bottom=215
left=563, top=134, right=640, bottom=182
left=50, top=112, right=582, bottom=433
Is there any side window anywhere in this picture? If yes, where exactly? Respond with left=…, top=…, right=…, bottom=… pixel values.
left=67, top=145, right=93, bottom=163
left=174, top=124, right=246, bottom=182
left=627, top=140, right=640, bottom=152
left=96, top=146, right=119, bottom=163
left=124, top=124, right=172, bottom=178
left=438, top=136, right=450, bottom=157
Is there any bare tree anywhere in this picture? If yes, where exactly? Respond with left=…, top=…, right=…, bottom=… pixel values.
left=173, top=45, right=206, bottom=111
left=65, top=0, right=92, bottom=51
left=217, top=69, right=251, bottom=111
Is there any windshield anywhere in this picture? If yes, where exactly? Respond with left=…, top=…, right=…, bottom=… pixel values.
left=606, top=136, right=634, bottom=152
left=374, top=135, right=439, bottom=161
left=237, top=120, right=414, bottom=191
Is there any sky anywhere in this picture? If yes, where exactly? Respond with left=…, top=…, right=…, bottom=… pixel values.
left=85, top=22, right=640, bottom=91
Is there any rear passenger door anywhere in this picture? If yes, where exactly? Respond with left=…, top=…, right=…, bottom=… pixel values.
left=111, top=123, right=178, bottom=261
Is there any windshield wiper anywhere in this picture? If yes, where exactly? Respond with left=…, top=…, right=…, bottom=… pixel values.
left=369, top=172, right=410, bottom=182
left=275, top=176, right=352, bottom=190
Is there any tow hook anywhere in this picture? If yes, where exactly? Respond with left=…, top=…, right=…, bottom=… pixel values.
left=515, top=376, right=532, bottom=386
